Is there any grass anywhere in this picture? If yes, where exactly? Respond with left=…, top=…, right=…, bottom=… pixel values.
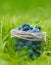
left=0, top=10, right=51, bottom=65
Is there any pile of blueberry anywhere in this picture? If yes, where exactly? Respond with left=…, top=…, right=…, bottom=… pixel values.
left=15, top=24, right=41, bottom=60
left=15, top=24, right=41, bottom=32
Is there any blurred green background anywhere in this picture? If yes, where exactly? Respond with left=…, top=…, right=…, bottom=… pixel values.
left=0, top=0, right=51, bottom=65
left=0, top=0, right=51, bottom=15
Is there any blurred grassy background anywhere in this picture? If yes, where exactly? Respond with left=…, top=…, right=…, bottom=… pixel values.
left=0, top=0, right=51, bottom=65
left=0, top=0, right=51, bottom=15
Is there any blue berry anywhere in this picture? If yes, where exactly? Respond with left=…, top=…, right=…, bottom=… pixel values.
left=22, top=26, right=30, bottom=31
left=27, top=29, right=32, bottom=33
left=25, top=41, right=32, bottom=47
left=34, top=51, right=41, bottom=57
left=36, top=44, right=40, bottom=47
left=28, top=49, right=33, bottom=54
left=35, top=26, right=41, bottom=30
left=32, top=45, right=37, bottom=50
left=18, top=42, right=24, bottom=47
left=23, top=46, right=28, bottom=49
left=18, top=26, right=22, bottom=30
left=34, top=43, right=41, bottom=50
left=31, top=28, right=40, bottom=33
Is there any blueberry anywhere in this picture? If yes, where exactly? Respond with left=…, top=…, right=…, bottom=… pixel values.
left=27, top=29, right=32, bottom=33
left=18, top=42, right=24, bottom=47
left=35, top=26, right=41, bottom=30
left=34, top=43, right=41, bottom=50
left=25, top=41, right=32, bottom=47
left=22, top=26, right=30, bottom=31
left=34, top=51, right=41, bottom=57
left=28, top=49, right=33, bottom=54
left=27, top=26, right=33, bottom=32
left=32, top=44, right=38, bottom=50
left=18, top=26, right=22, bottom=30
left=31, top=28, right=40, bottom=33
left=36, top=44, right=40, bottom=47
left=15, top=42, right=24, bottom=50
left=23, top=45, right=28, bottom=49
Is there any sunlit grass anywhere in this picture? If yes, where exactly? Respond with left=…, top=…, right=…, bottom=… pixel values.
left=0, top=12, right=51, bottom=65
